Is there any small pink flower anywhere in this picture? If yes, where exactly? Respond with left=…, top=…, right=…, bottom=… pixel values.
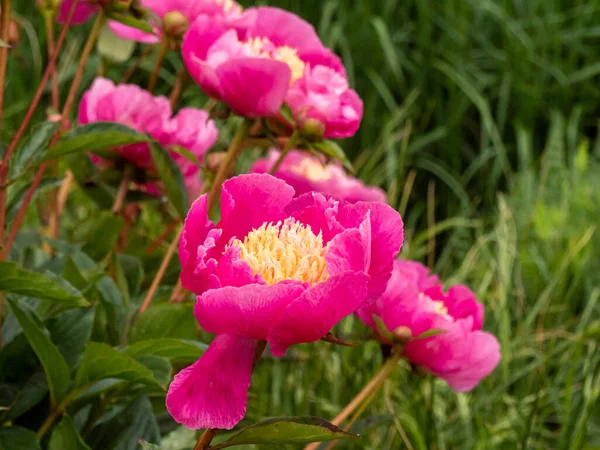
left=182, top=7, right=331, bottom=117
left=78, top=77, right=217, bottom=199
left=109, top=0, right=253, bottom=44
left=166, top=173, right=404, bottom=429
left=57, top=0, right=101, bottom=24
left=251, top=149, right=385, bottom=203
left=357, top=260, right=501, bottom=392
left=286, top=61, right=363, bottom=139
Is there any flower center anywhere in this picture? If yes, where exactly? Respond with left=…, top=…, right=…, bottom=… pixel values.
left=292, top=158, right=332, bottom=182
left=216, top=0, right=242, bottom=14
left=242, top=37, right=305, bottom=85
left=419, top=293, right=449, bottom=317
left=230, top=218, right=329, bottom=286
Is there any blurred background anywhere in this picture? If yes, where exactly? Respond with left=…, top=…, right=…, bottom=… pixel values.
left=3, top=1, right=600, bottom=449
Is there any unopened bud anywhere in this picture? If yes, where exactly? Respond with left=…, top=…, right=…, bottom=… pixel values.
left=295, top=108, right=325, bottom=142
left=392, top=326, right=413, bottom=343
left=164, top=11, right=189, bottom=38
left=207, top=152, right=227, bottom=172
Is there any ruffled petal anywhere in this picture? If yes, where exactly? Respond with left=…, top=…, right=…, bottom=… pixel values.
left=108, top=21, right=160, bottom=43
left=248, top=7, right=322, bottom=51
left=268, top=272, right=369, bottom=357
left=216, top=174, right=295, bottom=251
left=216, top=58, right=291, bottom=117
left=285, top=192, right=344, bottom=243
left=179, top=195, right=220, bottom=295
left=166, top=334, right=255, bottom=430
left=337, top=202, right=404, bottom=300
left=195, top=283, right=305, bottom=340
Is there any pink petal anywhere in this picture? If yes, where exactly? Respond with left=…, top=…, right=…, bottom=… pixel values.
left=216, top=58, right=291, bottom=117
left=179, top=195, right=220, bottom=295
left=248, top=7, right=322, bottom=51
left=166, top=334, right=256, bottom=430
left=213, top=246, right=264, bottom=287
left=285, top=192, right=344, bottom=243
left=444, top=285, right=484, bottom=331
left=108, top=21, right=160, bottom=43
left=337, top=202, right=404, bottom=300
left=299, top=47, right=346, bottom=77
left=58, top=0, right=97, bottom=24
left=216, top=174, right=295, bottom=252
left=268, top=272, right=369, bottom=357
left=325, top=218, right=371, bottom=276
left=195, top=283, right=305, bottom=340
left=321, top=89, right=363, bottom=139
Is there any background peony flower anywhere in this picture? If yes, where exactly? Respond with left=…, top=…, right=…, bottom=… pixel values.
left=182, top=7, right=331, bottom=117
left=78, top=77, right=217, bottom=200
left=251, top=149, right=386, bottom=203
left=57, top=0, right=101, bottom=24
left=109, top=0, right=254, bottom=44
left=286, top=54, right=363, bottom=139
left=166, top=173, right=404, bottom=430
left=357, top=260, right=501, bottom=392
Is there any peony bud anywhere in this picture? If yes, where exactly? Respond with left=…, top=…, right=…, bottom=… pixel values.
left=392, top=326, right=413, bottom=343
left=163, top=11, right=189, bottom=38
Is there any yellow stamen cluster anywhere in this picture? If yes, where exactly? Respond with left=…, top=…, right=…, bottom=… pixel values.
left=243, top=37, right=306, bottom=85
left=292, top=158, right=333, bottom=182
left=216, top=0, right=242, bottom=14
left=419, top=292, right=449, bottom=316
left=230, top=219, right=329, bottom=286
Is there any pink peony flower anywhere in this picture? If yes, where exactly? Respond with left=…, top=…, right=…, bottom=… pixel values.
left=57, top=0, right=101, bottom=24
left=251, top=149, right=386, bottom=203
left=109, top=0, right=253, bottom=44
left=78, top=77, right=217, bottom=199
left=286, top=62, right=363, bottom=139
left=166, top=173, right=404, bottom=429
left=357, top=260, right=501, bottom=392
left=182, top=7, right=334, bottom=118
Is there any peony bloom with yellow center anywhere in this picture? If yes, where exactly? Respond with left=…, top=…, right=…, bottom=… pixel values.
left=182, top=6, right=342, bottom=117
left=167, top=174, right=404, bottom=431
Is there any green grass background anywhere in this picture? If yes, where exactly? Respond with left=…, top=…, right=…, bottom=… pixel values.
left=3, top=1, right=600, bottom=449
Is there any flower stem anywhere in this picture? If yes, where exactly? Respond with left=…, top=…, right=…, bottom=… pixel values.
left=2, top=9, right=104, bottom=258
left=269, top=132, right=299, bottom=175
left=302, top=348, right=402, bottom=450
left=207, top=118, right=252, bottom=212
left=139, top=227, right=181, bottom=314
left=60, top=12, right=105, bottom=129
left=194, top=428, right=218, bottom=450
left=147, top=37, right=168, bottom=93
left=169, top=68, right=186, bottom=109
left=0, top=0, right=13, bottom=140
left=111, top=165, right=133, bottom=215
left=44, top=12, right=60, bottom=111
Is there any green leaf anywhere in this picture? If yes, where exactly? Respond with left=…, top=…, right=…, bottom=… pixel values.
left=86, top=395, right=160, bottom=450
left=0, top=427, right=41, bottom=450
left=7, top=177, right=63, bottom=222
left=139, top=442, right=160, bottom=450
left=7, top=300, right=71, bottom=405
left=211, top=417, right=359, bottom=449
left=74, top=342, right=164, bottom=391
left=412, top=328, right=446, bottom=341
left=45, top=122, right=151, bottom=160
left=108, top=11, right=154, bottom=33
left=124, top=338, right=206, bottom=364
left=311, top=140, right=355, bottom=173
left=49, top=415, right=92, bottom=450
left=0, top=262, right=89, bottom=308
left=81, top=212, right=125, bottom=261
left=130, top=303, right=196, bottom=343
left=97, top=24, right=136, bottom=63
left=9, top=122, right=59, bottom=181
left=169, top=145, right=203, bottom=169
left=149, top=141, right=189, bottom=219
left=47, top=307, right=96, bottom=368
left=134, top=355, right=172, bottom=387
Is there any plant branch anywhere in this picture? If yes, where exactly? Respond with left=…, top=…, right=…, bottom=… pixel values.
left=111, top=165, right=133, bottom=215
left=194, top=428, right=218, bottom=450
left=207, top=118, right=252, bottom=212
left=44, top=13, right=60, bottom=111
left=0, top=0, right=13, bottom=139
left=147, top=37, right=168, bottom=93
left=269, top=132, right=299, bottom=175
left=139, top=227, right=181, bottom=314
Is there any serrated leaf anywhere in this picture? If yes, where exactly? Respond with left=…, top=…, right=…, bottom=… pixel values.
left=311, top=140, right=354, bottom=173
left=45, top=122, right=151, bottom=160
left=124, top=338, right=206, bottom=364
left=49, top=415, right=91, bottom=450
left=0, top=427, right=41, bottom=450
left=7, top=300, right=71, bottom=405
left=74, top=342, right=164, bottom=391
left=149, top=141, right=188, bottom=219
left=212, top=417, right=359, bottom=448
left=0, top=262, right=89, bottom=308
left=9, top=122, right=59, bottom=181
